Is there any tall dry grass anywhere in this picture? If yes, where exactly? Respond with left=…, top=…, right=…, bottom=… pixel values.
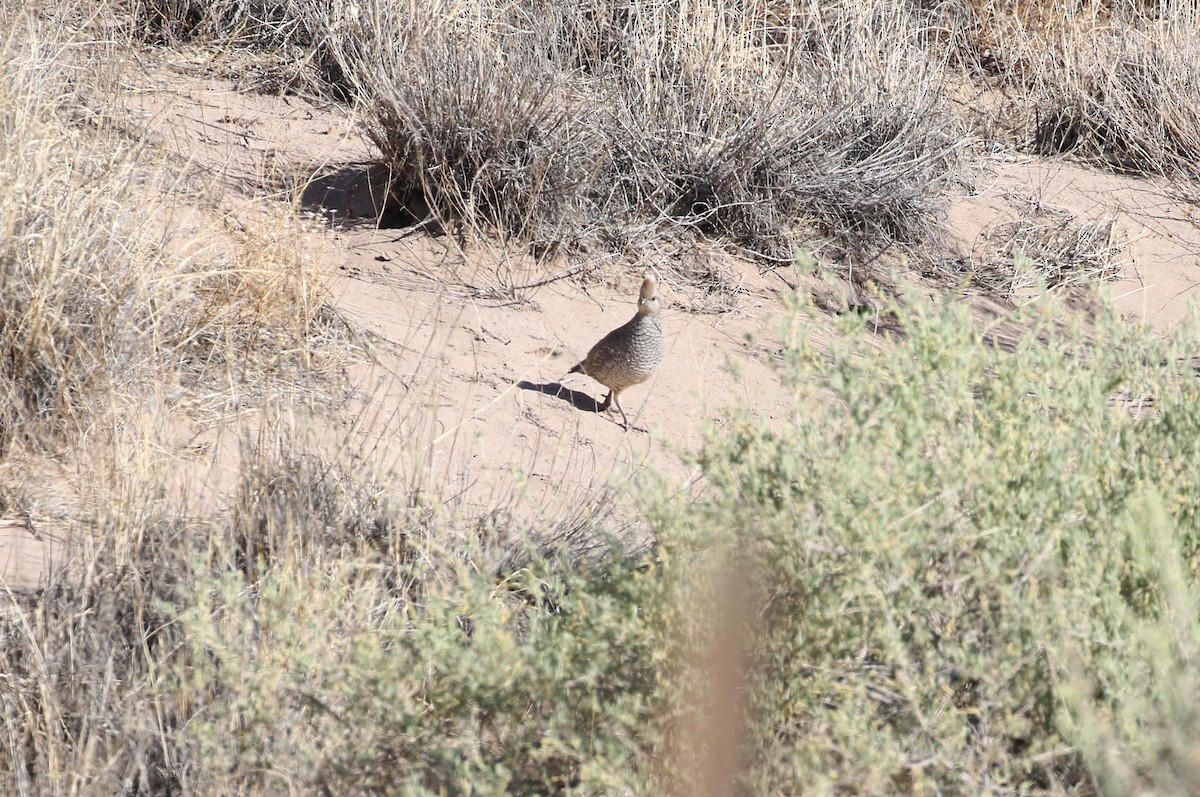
left=0, top=7, right=358, bottom=793
left=931, top=0, right=1200, bottom=177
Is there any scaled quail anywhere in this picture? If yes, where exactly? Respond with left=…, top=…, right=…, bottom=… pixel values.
left=568, top=273, right=665, bottom=429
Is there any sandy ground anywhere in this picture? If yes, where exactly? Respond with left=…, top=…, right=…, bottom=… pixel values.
left=5, top=49, right=1200, bottom=585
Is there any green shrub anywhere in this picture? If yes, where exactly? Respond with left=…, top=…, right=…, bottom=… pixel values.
left=169, top=435, right=669, bottom=795
left=180, top=534, right=677, bottom=795
left=647, top=290, right=1200, bottom=794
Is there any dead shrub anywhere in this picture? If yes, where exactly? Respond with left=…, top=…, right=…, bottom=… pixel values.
left=1030, top=26, right=1200, bottom=177
left=956, top=203, right=1123, bottom=296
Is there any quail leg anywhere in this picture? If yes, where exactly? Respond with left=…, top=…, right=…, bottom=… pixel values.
left=613, top=394, right=629, bottom=430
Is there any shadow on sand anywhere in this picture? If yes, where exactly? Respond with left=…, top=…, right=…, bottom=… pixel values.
left=517, top=381, right=604, bottom=413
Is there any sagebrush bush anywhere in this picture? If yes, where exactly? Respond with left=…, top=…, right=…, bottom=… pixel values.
left=1060, top=491, right=1200, bottom=797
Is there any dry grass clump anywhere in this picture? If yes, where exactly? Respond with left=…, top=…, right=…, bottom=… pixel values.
left=948, top=202, right=1123, bottom=296
left=751, top=2, right=1200, bottom=184
left=0, top=41, right=166, bottom=455
left=0, top=12, right=353, bottom=454
left=171, top=210, right=356, bottom=412
left=104, top=0, right=350, bottom=95
left=320, top=0, right=959, bottom=263
left=354, top=34, right=596, bottom=242
left=927, top=0, right=1200, bottom=178
left=1029, top=22, right=1200, bottom=177
left=0, top=504, right=195, bottom=794
left=993, top=210, right=1121, bottom=289
left=602, top=47, right=956, bottom=262
left=126, top=0, right=313, bottom=47
left=229, top=428, right=409, bottom=584
left=323, top=1, right=605, bottom=244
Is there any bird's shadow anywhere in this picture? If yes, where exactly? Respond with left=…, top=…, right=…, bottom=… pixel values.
left=517, top=381, right=603, bottom=413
